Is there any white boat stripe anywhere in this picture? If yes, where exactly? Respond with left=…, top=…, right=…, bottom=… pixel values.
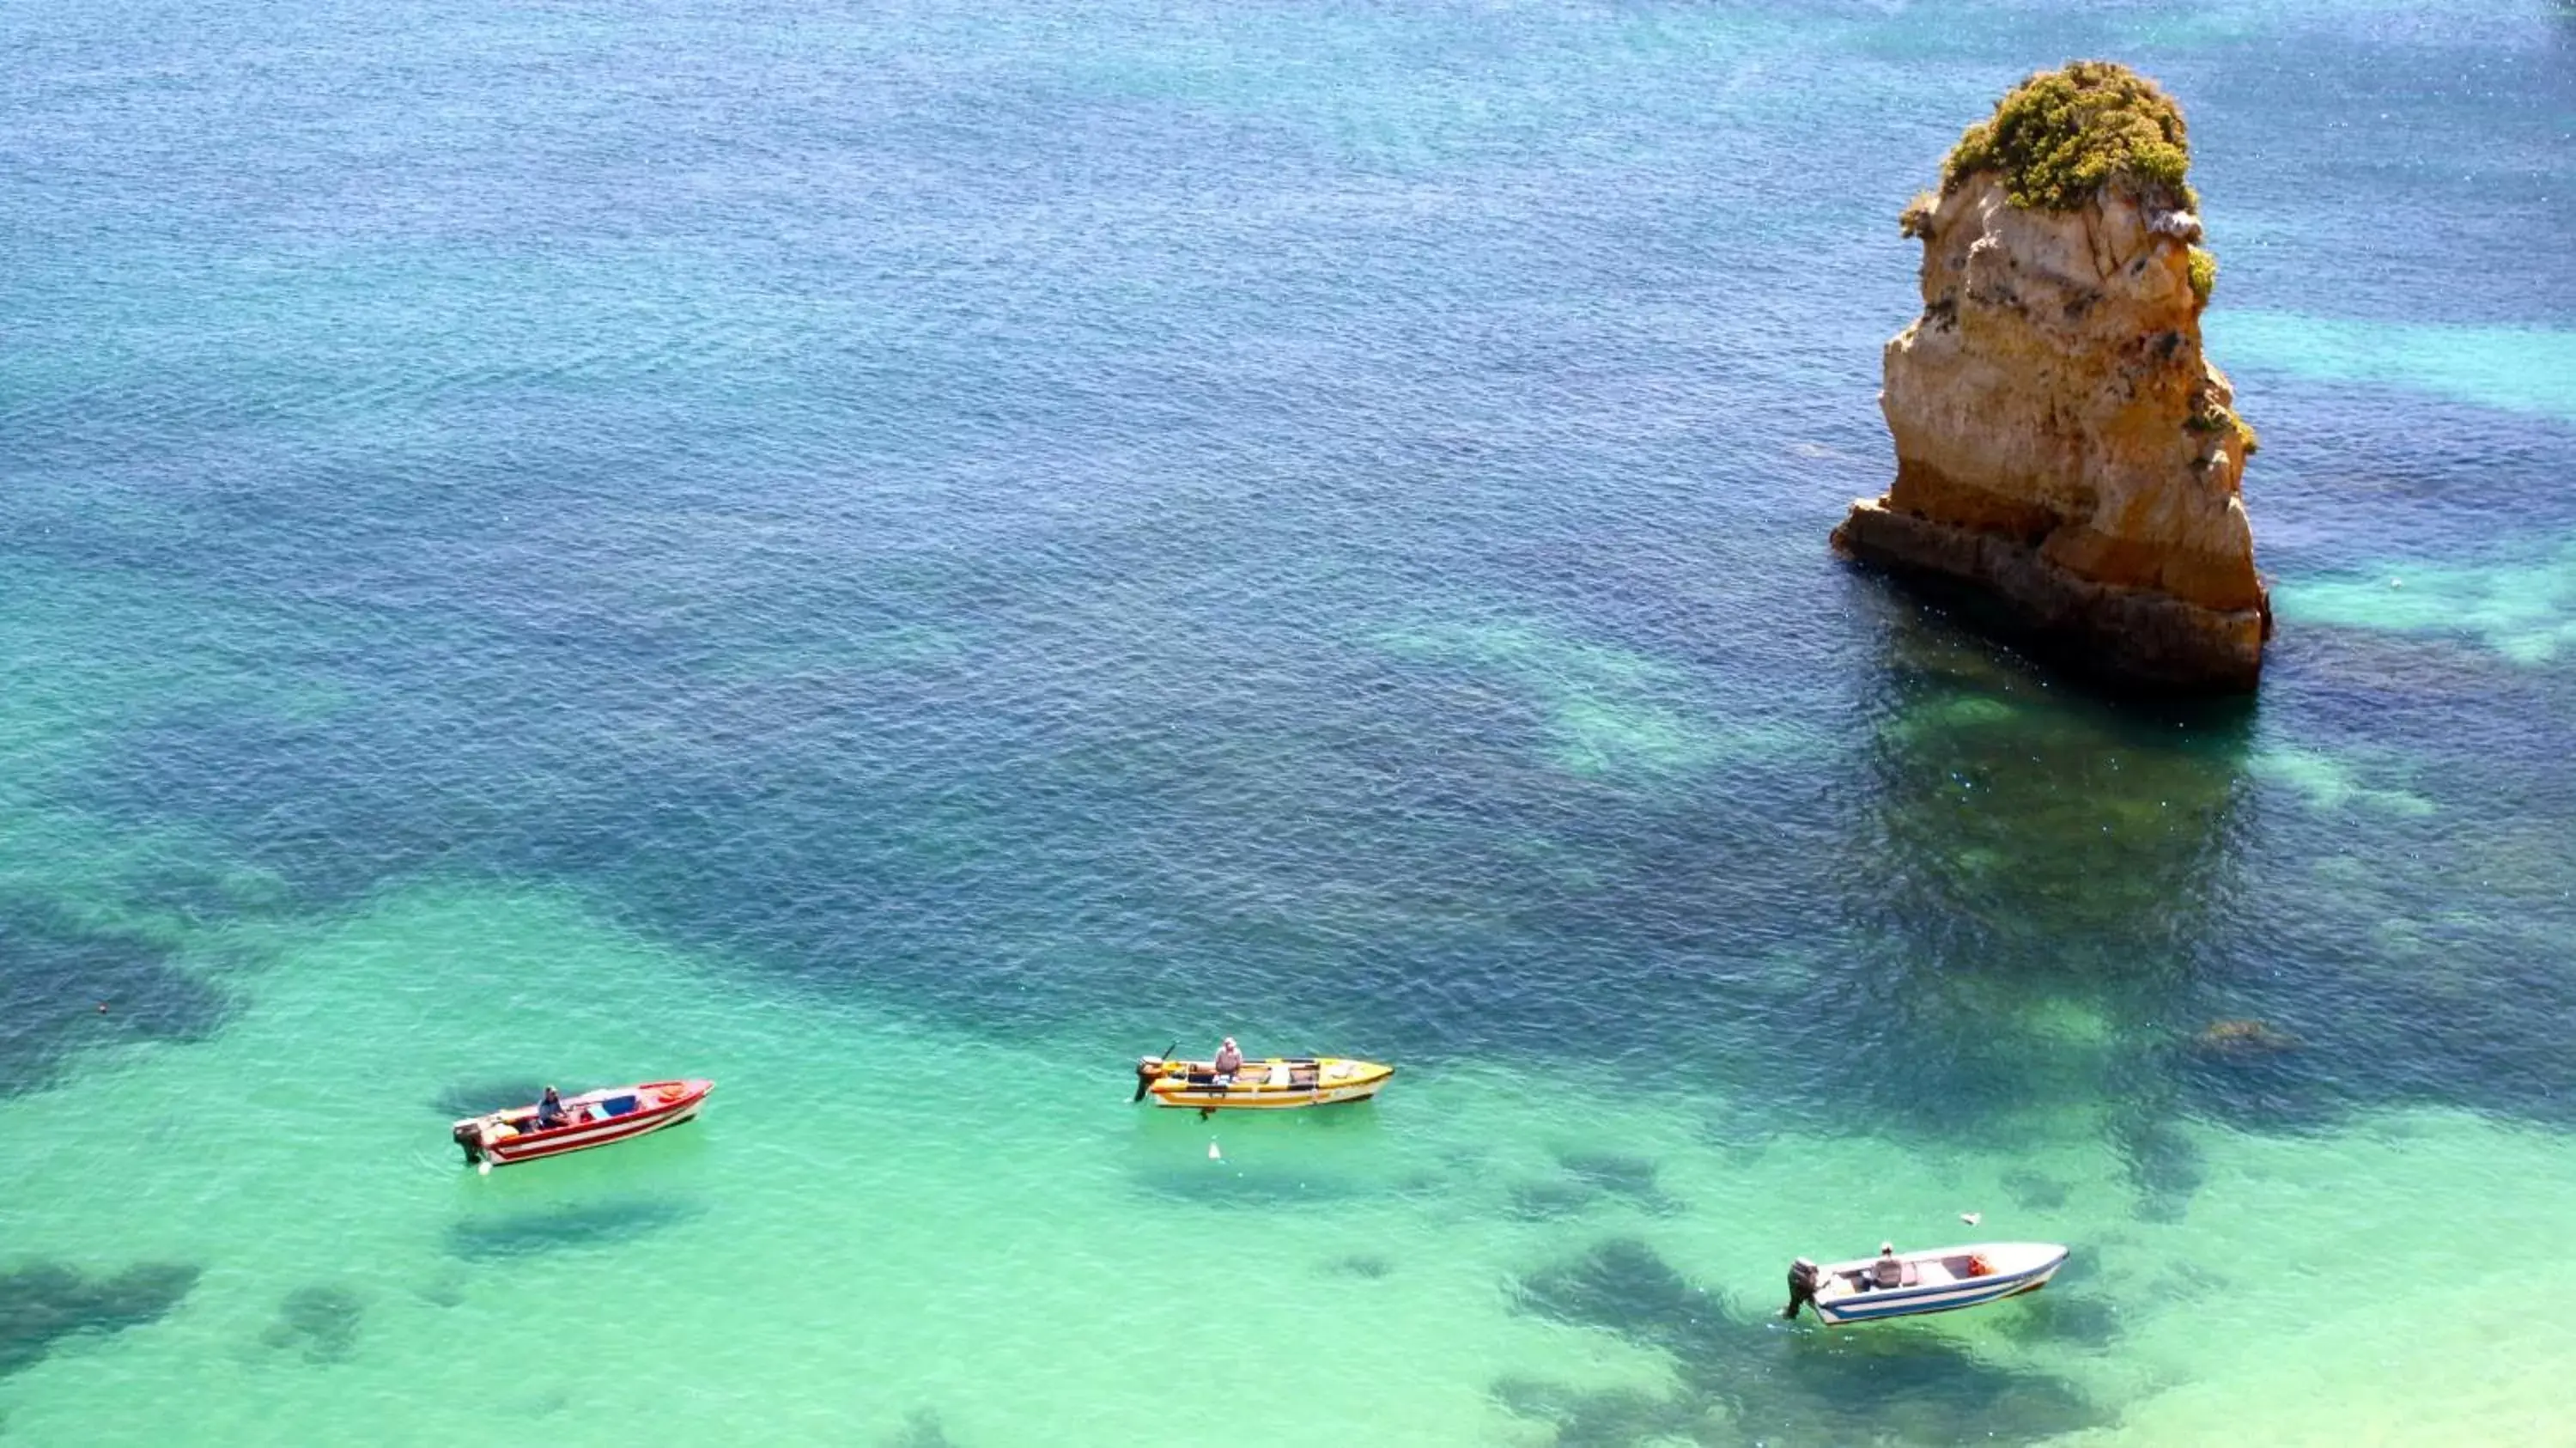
left=495, top=1105, right=698, bottom=1154
left=1817, top=1268, right=2059, bottom=1320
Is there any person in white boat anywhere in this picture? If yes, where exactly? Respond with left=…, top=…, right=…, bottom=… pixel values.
left=1873, top=1242, right=1904, bottom=1288
left=1212, top=1038, right=1244, bottom=1082
left=536, top=1086, right=571, bottom=1129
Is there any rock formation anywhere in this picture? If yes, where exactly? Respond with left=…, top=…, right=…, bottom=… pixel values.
left=1833, top=61, right=2269, bottom=691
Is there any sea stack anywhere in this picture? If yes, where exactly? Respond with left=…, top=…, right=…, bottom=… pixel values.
left=1834, top=61, right=2269, bottom=691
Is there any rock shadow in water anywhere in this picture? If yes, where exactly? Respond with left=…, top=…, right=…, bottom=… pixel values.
left=444, top=1199, right=699, bottom=1262
left=260, top=1285, right=363, bottom=1364
left=1499, top=1238, right=2104, bottom=1447
left=0, top=1261, right=202, bottom=1378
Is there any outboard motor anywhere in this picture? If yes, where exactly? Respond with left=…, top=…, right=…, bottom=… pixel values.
left=1132, top=1057, right=1163, bottom=1104
left=452, top=1121, right=485, bottom=1166
left=1783, top=1257, right=1822, bottom=1320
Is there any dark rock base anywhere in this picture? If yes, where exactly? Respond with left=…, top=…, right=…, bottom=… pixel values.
left=1833, top=499, right=2267, bottom=693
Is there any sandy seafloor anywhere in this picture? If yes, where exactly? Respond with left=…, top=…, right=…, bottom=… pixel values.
left=3, top=0, right=2573, bottom=1443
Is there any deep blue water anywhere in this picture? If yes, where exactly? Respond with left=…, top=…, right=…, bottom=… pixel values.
left=3, top=1, right=2574, bottom=1439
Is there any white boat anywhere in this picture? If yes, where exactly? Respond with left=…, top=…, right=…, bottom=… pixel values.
left=1785, top=1242, right=2067, bottom=1325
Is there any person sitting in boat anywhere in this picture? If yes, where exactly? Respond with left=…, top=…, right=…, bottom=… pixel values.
left=1212, top=1038, right=1244, bottom=1082
left=536, top=1086, right=571, bottom=1130
left=1873, top=1242, right=1904, bottom=1289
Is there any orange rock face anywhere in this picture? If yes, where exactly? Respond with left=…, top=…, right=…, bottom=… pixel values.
left=1834, top=173, right=2269, bottom=691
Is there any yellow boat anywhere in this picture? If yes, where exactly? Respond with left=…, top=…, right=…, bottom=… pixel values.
left=1132, top=1053, right=1394, bottom=1113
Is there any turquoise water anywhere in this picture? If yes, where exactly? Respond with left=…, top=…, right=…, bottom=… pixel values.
left=4, top=1, right=2573, bottom=1444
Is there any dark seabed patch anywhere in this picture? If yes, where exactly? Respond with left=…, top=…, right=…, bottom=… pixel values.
left=1505, top=1181, right=1599, bottom=1222
left=1556, top=1149, right=1682, bottom=1213
left=884, top=1408, right=958, bottom=1447
left=2002, top=1170, right=2072, bottom=1212
left=1490, top=1378, right=1716, bottom=1447
left=63, top=539, right=2576, bottom=1165
left=443, top=1199, right=699, bottom=1262
left=2111, top=1113, right=2208, bottom=1223
left=260, top=1286, right=363, bottom=1364
left=1127, top=1154, right=1429, bottom=1210
left=0, top=1262, right=201, bottom=1378
left=1321, top=1253, right=1393, bottom=1280
left=411, top=1276, right=465, bottom=1310
left=1996, top=1290, right=2123, bottom=1351
left=1500, top=1238, right=2103, bottom=1446
left=1987, top=1254, right=2121, bottom=1349
left=1509, top=1147, right=1689, bottom=1221
left=427, top=1081, right=550, bottom=1119
left=0, top=902, right=228, bottom=1098
left=512, top=1388, right=570, bottom=1418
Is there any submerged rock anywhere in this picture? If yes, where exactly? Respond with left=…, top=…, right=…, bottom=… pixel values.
left=0, top=1261, right=201, bottom=1378
left=1504, top=1180, right=1602, bottom=1221
left=2002, top=1169, right=2073, bottom=1211
left=2193, top=1018, right=2301, bottom=1054
left=262, top=1285, right=363, bottom=1364
left=0, top=900, right=228, bottom=1098
left=1506, top=1148, right=1686, bottom=1221
left=883, top=1408, right=958, bottom=1448
left=1835, top=61, right=2269, bottom=691
left=427, top=1080, right=550, bottom=1119
left=1552, top=1149, right=1667, bottom=1202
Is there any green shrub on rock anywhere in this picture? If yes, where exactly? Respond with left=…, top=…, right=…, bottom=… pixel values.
left=1898, top=190, right=1939, bottom=239
left=1941, top=60, right=2194, bottom=212
left=2186, top=246, right=2219, bottom=304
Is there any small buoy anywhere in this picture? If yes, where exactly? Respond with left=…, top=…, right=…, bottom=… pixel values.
left=96, top=1002, right=109, bottom=1013
left=1960, top=1212, right=1983, bottom=1226
left=1207, top=1141, right=1222, bottom=1161
left=2391, top=578, right=2403, bottom=588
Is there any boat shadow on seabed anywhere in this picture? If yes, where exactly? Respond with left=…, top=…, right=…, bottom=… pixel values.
left=1495, top=1238, right=2110, bottom=1447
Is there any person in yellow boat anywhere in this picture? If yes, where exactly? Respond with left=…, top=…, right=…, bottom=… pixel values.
left=1212, top=1038, right=1243, bottom=1082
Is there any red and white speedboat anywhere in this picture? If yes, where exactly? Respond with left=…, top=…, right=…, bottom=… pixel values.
left=451, top=1079, right=714, bottom=1170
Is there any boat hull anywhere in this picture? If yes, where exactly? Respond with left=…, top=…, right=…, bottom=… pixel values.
left=1148, top=1078, right=1391, bottom=1110
left=455, top=1079, right=714, bottom=1168
left=1808, top=1243, right=2068, bottom=1326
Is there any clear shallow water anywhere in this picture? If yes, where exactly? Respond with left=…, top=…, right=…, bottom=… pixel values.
left=3, top=1, right=2572, bottom=1444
